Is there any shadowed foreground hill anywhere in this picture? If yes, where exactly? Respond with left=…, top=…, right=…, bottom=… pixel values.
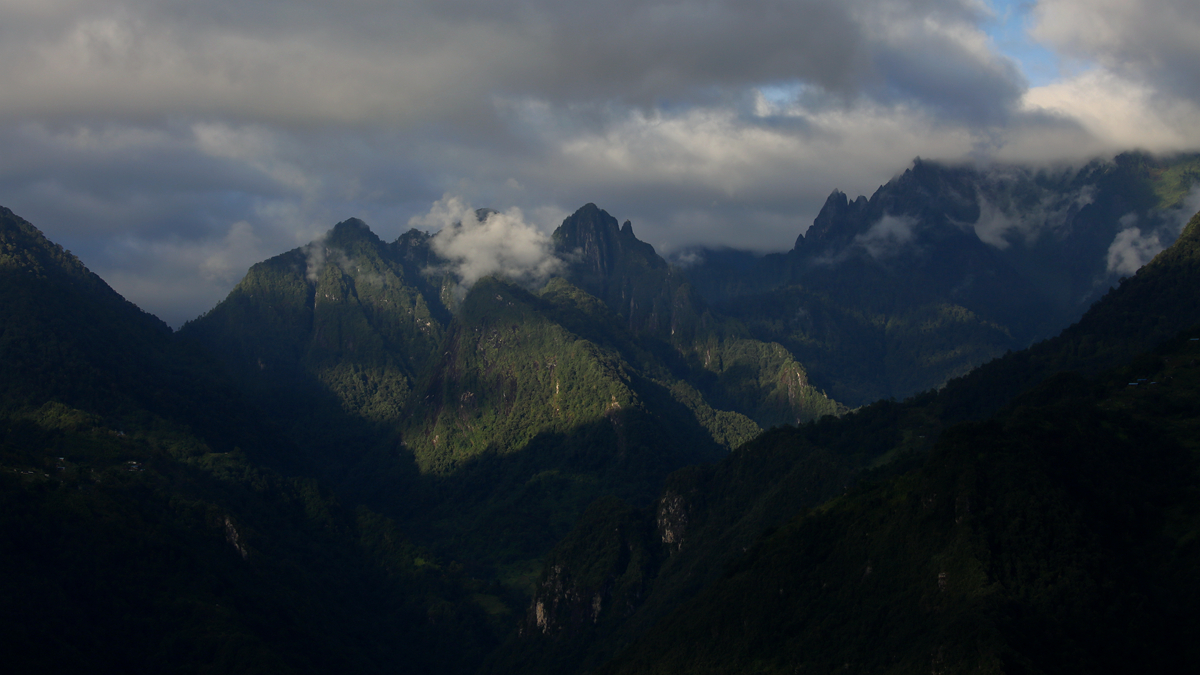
left=0, top=208, right=497, bottom=674
left=599, top=340, right=1200, bottom=674
left=488, top=209, right=1200, bottom=674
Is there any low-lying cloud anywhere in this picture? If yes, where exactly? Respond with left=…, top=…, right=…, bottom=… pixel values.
left=969, top=181, right=1096, bottom=250
left=411, top=195, right=563, bottom=295
left=1106, top=187, right=1200, bottom=276
left=1107, top=215, right=1163, bottom=276
left=854, top=213, right=918, bottom=259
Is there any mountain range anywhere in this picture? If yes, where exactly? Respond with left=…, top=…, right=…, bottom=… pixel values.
left=2, top=151, right=1200, bottom=673
left=683, top=152, right=1200, bottom=405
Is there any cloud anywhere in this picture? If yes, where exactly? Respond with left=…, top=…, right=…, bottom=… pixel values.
left=411, top=194, right=563, bottom=295
left=1105, top=188, right=1200, bottom=276
left=0, top=0, right=1196, bottom=325
left=854, top=213, right=919, bottom=258
left=968, top=179, right=1095, bottom=250
left=1106, top=216, right=1163, bottom=276
left=303, top=237, right=327, bottom=285
left=1171, top=185, right=1200, bottom=229
left=1020, top=70, right=1200, bottom=154
left=1032, top=0, right=1200, bottom=104
left=0, top=0, right=1024, bottom=130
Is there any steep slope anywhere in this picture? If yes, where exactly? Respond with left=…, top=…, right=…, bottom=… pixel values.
left=402, top=276, right=800, bottom=576
left=184, top=209, right=842, bottom=597
left=554, top=204, right=840, bottom=428
left=0, top=208, right=497, bottom=673
left=182, top=219, right=450, bottom=427
left=600, top=337, right=1200, bottom=674
left=937, top=206, right=1200, bottom=422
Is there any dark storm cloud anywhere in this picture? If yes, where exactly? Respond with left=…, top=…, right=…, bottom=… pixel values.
left=0, top=0, right=1027, bottom=125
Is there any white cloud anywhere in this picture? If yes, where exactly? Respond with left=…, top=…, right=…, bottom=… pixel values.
left=411, top=194, right=563, bottom=295
left=1032, top=0, right=1200, bottom=101
left=1020, top=70, right=1200, bottom=154
left=854, top=213, right=919, bottom=258
left=967, top=181, right=1095, bottom=250
left=1107, top=223, right=1163, bottom=276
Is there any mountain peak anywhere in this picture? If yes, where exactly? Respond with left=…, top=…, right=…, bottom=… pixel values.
left=796, top=189, right=868, bottom=250
left=326, top=217, right=381, bottom=248
left=552, top=203, right=666, bottom=280
left=552, top=204, right=623, bottom=275
left=0, top=205, right=152, bottom=321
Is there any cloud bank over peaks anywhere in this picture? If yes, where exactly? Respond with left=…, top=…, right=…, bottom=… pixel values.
left=0, top=0, right=1197, bottom=325
left=411, top=195, right=563, bottom=295
left=1033, top=0, right=1200, bottom=103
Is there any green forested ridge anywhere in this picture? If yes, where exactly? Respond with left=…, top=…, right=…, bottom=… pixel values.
left=179, top=205, right=839, bottom=579
left=553, top=204, right=841, bottom=428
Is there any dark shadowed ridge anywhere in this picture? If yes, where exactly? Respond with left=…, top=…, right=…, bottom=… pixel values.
left=0, top=206, right=500, bottom=674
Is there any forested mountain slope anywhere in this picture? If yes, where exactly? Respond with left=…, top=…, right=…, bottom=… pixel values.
left=181, top=204, right=840, bottom=588
left=489, top=207, right=1200, bottom=674
left=0, top=208, right=497, bottom=673
left=6, top=182, right=1198, bottom=673
left=599, top=334, right=1200, bottom=675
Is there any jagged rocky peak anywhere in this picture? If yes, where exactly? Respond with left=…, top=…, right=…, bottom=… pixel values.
left=553, top=203, right=665, bottom=279
left=795, top=189, right=871, bottom=250
left=553, top=203, right=623, bottom=275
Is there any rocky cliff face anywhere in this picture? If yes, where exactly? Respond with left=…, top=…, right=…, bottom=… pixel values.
left=520, top=497, right=661, bottom=639
left=655, top=489, right=691, bottom=552
left=553, top=204, right=664, bottom=283
left=552, top=203, right=681, bottom=340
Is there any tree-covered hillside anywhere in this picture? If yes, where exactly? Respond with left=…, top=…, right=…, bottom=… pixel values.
left=488, top=206, right=1200, bottom=675
left=0, top=207, right=498, bottom=673
left=180, top=204, right=841, bottom=594
left=598, top=334, right=1200, bottom=674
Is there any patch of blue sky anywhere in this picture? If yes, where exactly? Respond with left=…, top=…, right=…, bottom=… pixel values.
left=983, top=0, right=1061, bottom=87
left=758, top=82, right=806, bottom=109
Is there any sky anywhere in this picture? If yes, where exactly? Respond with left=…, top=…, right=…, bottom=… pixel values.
left=0, top=0, right=1197, bottom=326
